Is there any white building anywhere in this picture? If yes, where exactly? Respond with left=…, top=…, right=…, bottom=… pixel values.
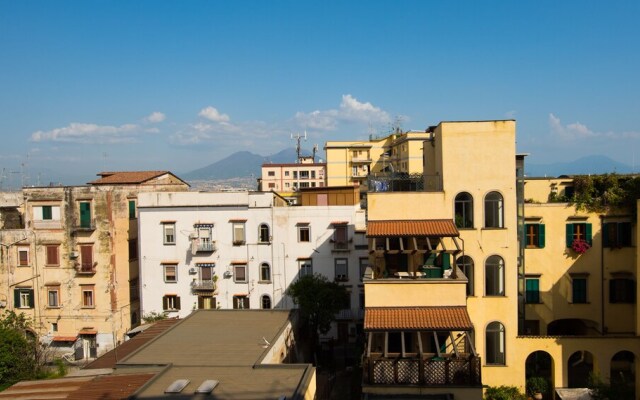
left=137, top=190, right=367, bottom=342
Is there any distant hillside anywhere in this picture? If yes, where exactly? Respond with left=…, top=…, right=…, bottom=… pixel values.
left=182, top=148, right=306, bottom=180
left=525, top=155, right=635, bottom=177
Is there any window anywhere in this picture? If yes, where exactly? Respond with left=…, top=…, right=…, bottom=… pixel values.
left=603, top=222, right=632, bottom=248
left=572, top=277, right=588, bottom=303
left=260, top=263, right=271, bottom=282
left=299, top=259, right=312, bottom=277
left=128, top=200, right=136, bottom=219
left=456, top=256, right=474, bottom=296
left=333, top=224, right=348, bottom=250
left=484, top=191, right=504, bottom=228
left=258, top=224, right=270, bottom=243
left=566, top=223, right=592, bottom=247
left=17, top=247, right=29, bottom=266
left=299, top=182, right=309, bottom=188
left=359, top=257, right=368, bottom=281
left=194, top=225, right=213, bottom=251
left=35, top=205, right=60, bottom=221
left=293, top=171, right=298, bottom=179
left=52, top=323, right=58, bottom=332
left=79, top=201, right=92, bottom=228
left=232, top=222, right=246, bottom=245
left=234, top=264, right=247, bottom=282
left=311, top=171, right=316, bottom=179
left=485, top=255, right=505, bottom=296
left=610, top=278, right=635, bottom=303
left=285, top=171, right=290, bottom=177
left=261, top=295, right=272, bottom=309
left=454, top=192, right=474, bottom=228
left=335, top=258, right=348, bottom=281
left=47, top=286, right=60, bottom=308
left=233, top=295, right=249, bottom=309
left=163, top=295, right=181, bottom=311
left=42, top=205, right=53, bottom=220
left=45, top=245, right=59, bottom=266
left=198, top=295, right=215, bottom=309
left=14, top=288, right=34, bottom=308
left=268, top=171, right=275, bottom=176
left=81, top=285, right=95, bottom=308
left=130, top=279, right=139, bottom=301
left=79, top=245, right=94, bottom=273
left=199, top=264, right=213, bottom=282
left=163, top=223, right=176, bottom=245
left=128, top=239, right=138, bottom=260
left=486, top=321, right=505, bottom=365
left=525, top=277, right=540, bottom=303
left=525, top=224, right=545, bottom=248
left=285, top=182, right=290, bottom=188
left=163, top=263, right=177, bottom=283
left=268, top=183, right=275, bottom=188
left=298, top=225, right=310, bottom=242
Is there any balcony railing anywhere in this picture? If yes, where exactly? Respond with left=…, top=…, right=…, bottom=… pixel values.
left=191, top=280, right=216, bottom=291
left=363, top=355, right=481, bottom=387
left=368, top=172, right=443, bottom=192
left=76, top=262, right=97, bottom=275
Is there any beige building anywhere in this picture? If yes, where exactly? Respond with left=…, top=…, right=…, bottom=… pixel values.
left=324, top=129, right=432, bottom=188
left=0, top=171, right=188, bottom=360
left=259, top=156, right=326, bottom=200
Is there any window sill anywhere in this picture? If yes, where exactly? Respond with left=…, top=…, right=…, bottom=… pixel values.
left=234, top=281, right=248, bottom=284
left=18, top=306, right=33, bottom=309
left=456, top=227, right=476, bottom=230
left=481, top=227, right=507, bottom=230
left=525, top=246, right=542, bottom=249
left=257, top=241, right=271, bottom=245
left=258, top=280, right=272, bottom=284
left=164, top=281, right=177, bottom=284
left=47, top=306, right=61, bottom=309
left=81, top=306, right=95, bottom=309
left=163, top=243, right=176, bottom=246
left=17, top=265, right=31, bottom=268
left=484, top=364, right=508, bottom=367
left=484, top=295, right=506, bottom=298
left=44, top=265, right=60, bottom=268
left=164, top=309, right=179, bottom=313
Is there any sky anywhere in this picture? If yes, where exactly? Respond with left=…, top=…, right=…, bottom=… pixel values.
left=1, top=1, right=639, bottom=186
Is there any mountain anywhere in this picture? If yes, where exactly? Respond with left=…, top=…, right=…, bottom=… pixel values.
left=525, top=155, right=635, bottom=177
left=182, top=148, right=303, bottom=180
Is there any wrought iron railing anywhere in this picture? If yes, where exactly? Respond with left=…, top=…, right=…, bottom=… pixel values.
left=368, top=173, right=442, bottom=192
left=363, top=355, right=481, bottom=386
left=192, top=280, right=216, bottom=291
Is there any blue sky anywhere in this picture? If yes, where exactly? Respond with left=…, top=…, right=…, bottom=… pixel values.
left=1, top=1, right=639, bottom=185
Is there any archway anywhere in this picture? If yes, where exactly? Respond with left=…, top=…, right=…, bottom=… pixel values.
left=568, top=351, right=594, bottom=388
left=526, top=351, right=553, bottom=400
left=611, top=351, right=635, bottom=399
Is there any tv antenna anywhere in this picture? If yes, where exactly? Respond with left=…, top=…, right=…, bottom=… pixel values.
left=291, top=131, right=307, bottom=163
left=312, top=144, right=318, bottom=163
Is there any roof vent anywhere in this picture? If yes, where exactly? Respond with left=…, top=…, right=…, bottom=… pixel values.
left=195, top=380, right=219, bottom=394
left=165, top=379, right=190, bottom=394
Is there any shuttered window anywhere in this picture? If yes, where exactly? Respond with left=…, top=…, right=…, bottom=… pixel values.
left=566, top=223, right=592, bottom=247
left=525, top=278, right=540, bottom=303
left=46, top=245, right=59, bottom=266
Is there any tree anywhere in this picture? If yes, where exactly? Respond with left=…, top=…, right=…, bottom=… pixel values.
left=0, top=311, right=38, bottom=390
left=286, top=274, right=349, bottom=359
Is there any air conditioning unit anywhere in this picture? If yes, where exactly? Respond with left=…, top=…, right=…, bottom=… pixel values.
left=188, top=268, right=197, bottom=274
left=69, top=252, right=79, bottom=259
left=223, top=271, right=232, bottom=278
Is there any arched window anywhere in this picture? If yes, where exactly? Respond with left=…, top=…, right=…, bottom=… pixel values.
left=258, top=223, right=270, bottom=243
left=485, top=255, right=505, bottom=296
left=260, top=263, right=271, bottom=282
left=484, top=191, right=504, bottom=228
left=454, top=192, right=474, bottom=228
left=456, top=256, right=474, bottom=296
left=486, top=321, right=505, bottom=365
left=261, top=295, right=272, bottom=309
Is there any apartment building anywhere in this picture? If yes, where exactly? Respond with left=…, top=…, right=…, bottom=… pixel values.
left=259, top=156, right=327, bottom=201
left=324, top=129, right=431, bottom=188
left=357, top=120, right=640, bottom=398
left=0, top=171, right=188, bottom=360
left=137, top=187, right=367, bottom=343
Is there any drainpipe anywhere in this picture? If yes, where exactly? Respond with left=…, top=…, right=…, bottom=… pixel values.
left=600, top=215, right=605, bottom=335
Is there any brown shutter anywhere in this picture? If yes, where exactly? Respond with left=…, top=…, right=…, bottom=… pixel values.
left=47, top=246, right=59, bottom=265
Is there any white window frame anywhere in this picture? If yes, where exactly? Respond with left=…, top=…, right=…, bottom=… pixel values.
left=232, top=222, right=246, bottom=245
left=234, top=264, right=247, bottom=283
left=299, top=259, right=312, bottom=277
left=298, top=225, right=310, bottom=242
left=17, top=247, right=30, bottom=266
left=163, top=263, right=177, bottom=283
left=163, top=223, right=176, bottom=245
left=81, top=285, right=95, bottom=308
left=47, top=287, right=60, bottom=308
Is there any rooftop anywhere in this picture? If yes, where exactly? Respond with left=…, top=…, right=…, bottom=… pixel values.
left=367, top=219, right=459, bottom=237
left=88, top=171, right=184, bottom=185
left=365, top=306, right=473, bottom=331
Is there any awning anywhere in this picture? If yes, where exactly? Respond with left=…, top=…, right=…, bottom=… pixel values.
left=230, top=260, right=247, bottom=265
left=331, top=221, right=349, bottom=225
left=364, top=306, right=473, bottom=331
left=52, top=336, right=77, bottom=342
left=78, top=329, right=98, bottom=335
left=367, top=219, right=459, bottom=237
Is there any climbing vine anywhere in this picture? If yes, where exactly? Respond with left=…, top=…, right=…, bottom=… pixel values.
left=570, top=174, right=640, bottom=215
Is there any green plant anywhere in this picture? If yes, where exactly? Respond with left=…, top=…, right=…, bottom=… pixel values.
left=588, top=372, right=634, bottom=400
left=484, top=385, right=526, bottom=400
left=526, top=376, right=548, bottom=396
left=142, top=311, right=167, bottom=323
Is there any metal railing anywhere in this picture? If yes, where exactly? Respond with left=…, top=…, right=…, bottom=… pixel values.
left=368, top=173, right=442, bottom=192
left=192, top=280, right=216, bottom=291
left=363, top=355, right=481, bottom=386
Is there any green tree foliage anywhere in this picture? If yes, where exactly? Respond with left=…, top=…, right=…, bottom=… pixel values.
left=286, top=274, right=349, bottom=344
left=588, top=373, right=634, bottom=400
left=484, top=385, right=526, bottom=400
left=0, top=311, right=38, bottom=391
left=571, top=174, right=640, bottom=214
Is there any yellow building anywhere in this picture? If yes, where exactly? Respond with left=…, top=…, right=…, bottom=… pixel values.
left=358, top=120, right=640, bottom=398
left=324, top=129, right=432, bottom=188
left=0, top=171, right=188, bottom=360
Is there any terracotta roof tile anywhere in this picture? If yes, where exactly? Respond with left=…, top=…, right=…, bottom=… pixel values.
left=364, top=306, right=473, bottom=331
left=65, top=373, right=156, bottom=400
left=88, top=171, right=170, bottom=185
left=367, top=219, right=459, bottom=237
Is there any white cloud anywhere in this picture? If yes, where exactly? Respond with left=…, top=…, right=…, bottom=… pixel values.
left=198, top=106, right=230, bottom=123
left=549, top=113, right=640, bottom=141
left=294, top=94, right=391, bottom=131
left=145, top=111, right=166, bottom=123
left=30, top=122, right=157, bottom=144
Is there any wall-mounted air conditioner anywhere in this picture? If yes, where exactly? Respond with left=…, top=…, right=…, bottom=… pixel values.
left=189, top=268, right=197, bottom=274
left=69, top=252, right=79, bottom=259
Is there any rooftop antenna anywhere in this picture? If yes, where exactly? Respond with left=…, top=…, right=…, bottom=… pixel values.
left=291, top=131, right=307, bottom=163
left=312, top=144, right=318, bottom=163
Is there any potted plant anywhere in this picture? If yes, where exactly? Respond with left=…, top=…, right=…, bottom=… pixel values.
left=526, top=377, right=548, bottom=400
left=571, top=238, right=591, bottom=254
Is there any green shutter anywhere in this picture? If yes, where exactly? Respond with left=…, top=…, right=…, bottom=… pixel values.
left=602, top=223, right=610, bottom=247
left=566, top=224, right=574, bottom=247
left=442, top=254, right=451, bottom=270
left=80, top=202, right=91, bottom=228
left=538, top=224, right=545, bottom=248
left=14, top=290, right=20, bottom=308
left=129, top=200, right=136, bottom=219
left=162, top=296, right=168, bottom=311
left=28, top=289, right=35, bottom=308
left=42, top=206, right=52, bottom=220
left=585, top=223, right=592, bottom=245
left=175, top=296, right=181, bottom=310
left=525, top=279, right=539, bottom=303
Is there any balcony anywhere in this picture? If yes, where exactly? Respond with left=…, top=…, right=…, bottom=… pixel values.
left=191, top=280, right=216, bottom=292
left=363, top=354, right=481, bottom=387
left=368, top=172, right=443, bottom=192
left=76, top=262, right=97, bottom=275
left=351, top=156, right=372, bottom=164
left=73, top=220, right=96, bottom=232
left=191, top=239, right=216, bottom=253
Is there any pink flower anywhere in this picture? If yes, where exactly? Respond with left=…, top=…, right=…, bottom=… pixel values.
left=571, top=239, right=591, bottom=254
